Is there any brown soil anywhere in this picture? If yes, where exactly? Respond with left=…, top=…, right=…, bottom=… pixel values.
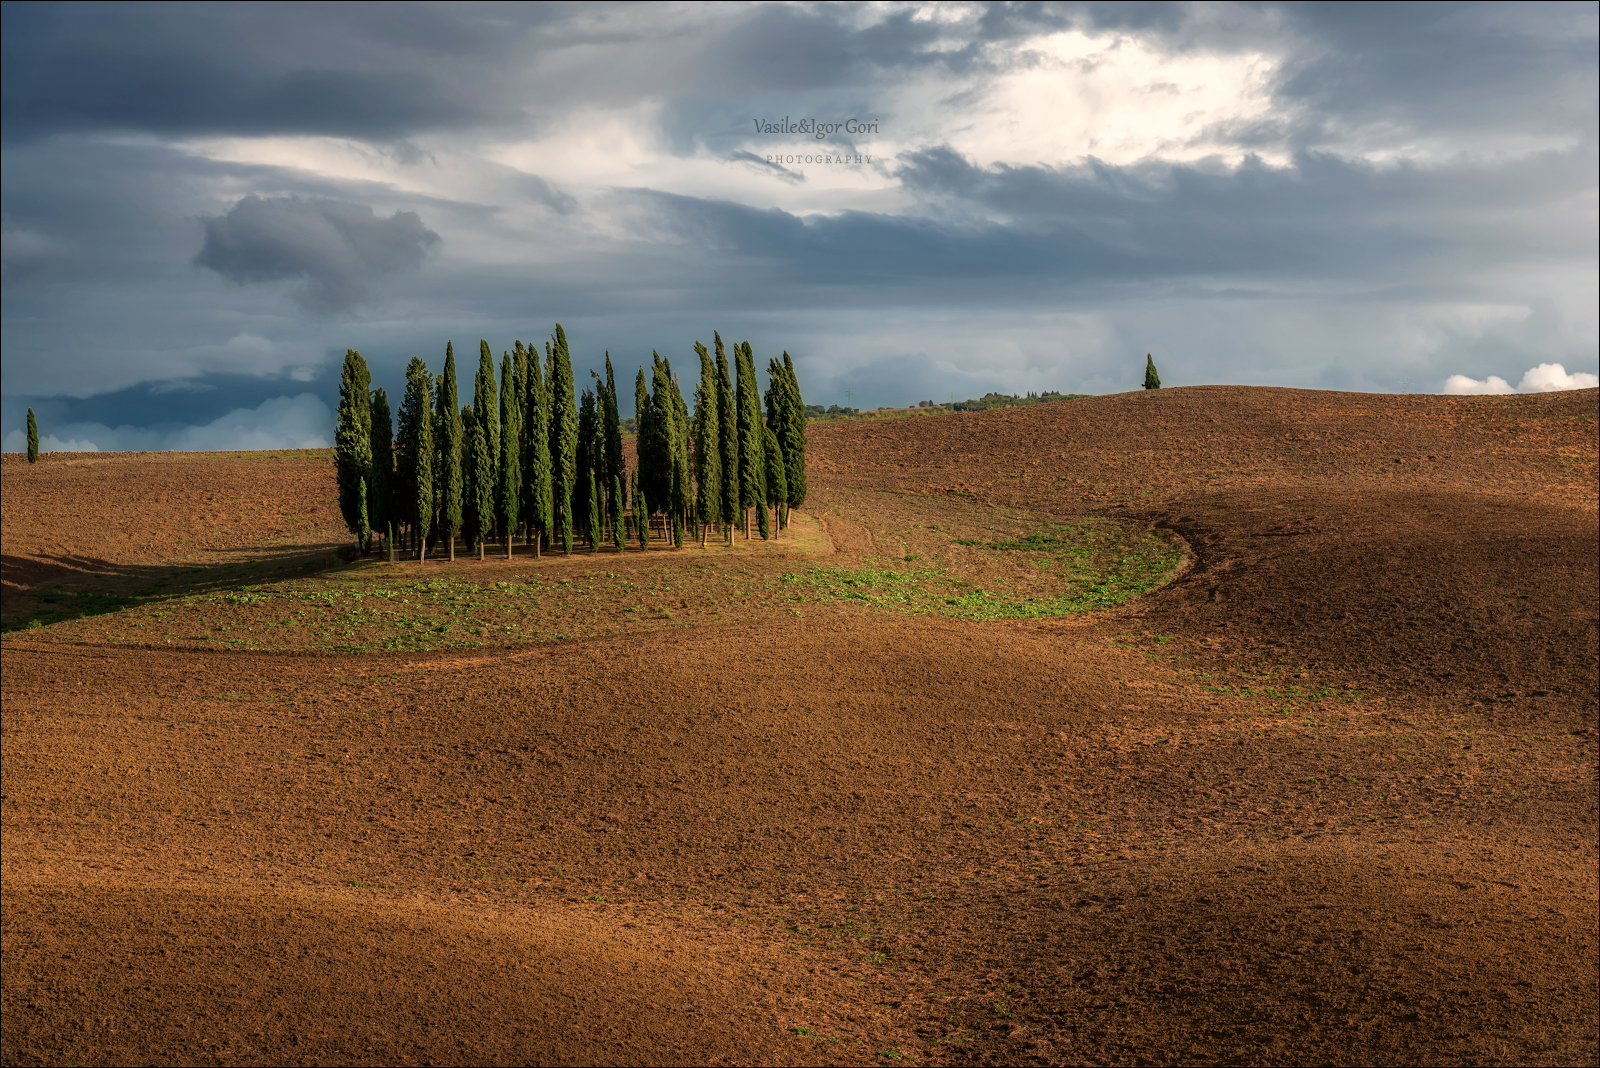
left=3, top=386, right=1596, bottom=1066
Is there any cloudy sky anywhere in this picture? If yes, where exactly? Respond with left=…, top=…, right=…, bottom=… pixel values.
left=3, top=1, right=1596, bottom=451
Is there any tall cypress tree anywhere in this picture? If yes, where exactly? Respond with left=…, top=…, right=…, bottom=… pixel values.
left=335, top=349, right=373, bottom=553
left=714, top=334, right=738, bottom=542
left=474, top=342, right=499, bottom=543
left=692, top=342, right=721, bottom=548
left=524, top=343, right=551, bottom=558
left=398, top=357, right=433, bottom=559
left=643, top=354, right=677, bottom=541
left=634, top=470, right=650, bottom=551
left=470, top=405, right=494, bottom=559
left=763, top=424, right=786, bottom=539
left=1144, top=353, right=1162, bottom=390
left=369, top=387, right=394, bottom=554
left=602, top=354, right=623, bottom=527
left=500, top=352, right=521, bottom=558
left=460, top=404, right=478, bottom=554
left=548, top=325, right=578, bottom=554
left=668, top=363, right=691, bottom=548
left=576, top=388, right=597, bottom=547
left=780, top=351, right=808, bottom=517
left=26, top=408, right=39, bottom=463
left=439, top=343, right=464, bottom=561
left=735, top=341, right=765, bottom=539
left=611, top=471, right=625, bottom=550
left=586, top=467, right=601, bottom=553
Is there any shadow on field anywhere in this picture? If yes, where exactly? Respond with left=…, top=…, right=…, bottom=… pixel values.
left=1, top=543, right=354, bottom=632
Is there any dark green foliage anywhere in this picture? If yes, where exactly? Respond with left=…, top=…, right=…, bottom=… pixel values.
left=438, top=343, right=464, bottom=557
left=548, top=325, right=577, bottom=554
left=638, top=357, right=669, bottom=514
left=692, top=342, right=721, bottom=545
left=469, top=405, right=494, bottom=554
left=474, top=342, right=499, bottom=541
left=1144, top=353, right=1161, bottom=390
left=587, top=466, right=601, bottom=552
left=460, top=404, right=478, bottom=551
left=735, top=341, right=765, bottom=533
left=634, top=472, right=650, bottom=551
left=611, top=471, right=625, bottom=550
left=523, top=342, right=552, bottom=553
left=398, top=357, right=433, bottom=555
left=667, top=361, right=691, bottom=547
left=26, top=408, right=39, bottom=463
left=762, top=424, right=785, bottom=539
left=715, top=334, right=738, bottom=534
left=576, top=387, right=597, bottom=545
left=335, top=349, right=373, bottom=552
left=602, top=354, right=623, bottom=524
left=499, top=352, right=520, bottom=556
left=368, top=387, right=393, bottom=548
left=780, top=352, right=807, bottom=510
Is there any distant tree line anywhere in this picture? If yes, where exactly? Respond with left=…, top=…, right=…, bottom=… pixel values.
left=334, top=328, right=808, bottom=560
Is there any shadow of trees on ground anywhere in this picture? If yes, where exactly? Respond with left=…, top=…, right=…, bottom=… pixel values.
left=1, top=542, right=357, bottom=633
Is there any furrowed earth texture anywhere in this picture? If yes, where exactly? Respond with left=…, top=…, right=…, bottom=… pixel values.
left=3, top=385, right=1596, bottom=1066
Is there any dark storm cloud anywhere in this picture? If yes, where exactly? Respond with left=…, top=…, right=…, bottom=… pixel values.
left=0, top=1, right=526, bottom=142
left=194, top=195, right=441, bottom=314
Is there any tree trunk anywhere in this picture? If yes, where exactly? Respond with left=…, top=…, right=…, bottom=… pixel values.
left=448, top=535, right=455, bottom=562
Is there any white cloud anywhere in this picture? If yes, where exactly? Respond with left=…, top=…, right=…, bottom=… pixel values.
left=2, top=393, right=332, bottom=453
left=1517, top=362, right=1599, bottom=392
left=1442, top=373, right=1515, bottom=395
left=1442, top=363, right=1597, bottom=395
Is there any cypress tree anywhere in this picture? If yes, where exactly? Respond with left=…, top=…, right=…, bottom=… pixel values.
left=780, top=351, right=808, bottom=517
left=474, top=342, right=499, bottom=542
left=715, top=334, right=738, bottom=542
left=335, top=349, right=373, bottom=553
left=611, top=471, right=625, bottom=550
left=460, top=404, right=478, bottom=554
left=576, top=388, right=597, bottom=547
left=398, top=357, right=433, bottom=560
left=735, top=341, right=765, bottom=539
left=763, top=424, right=786, bottom=539
left=547, top=327, right=578, bottom=554
left=470, top=404, right=495, bottom=559
left=524, top=343, right=551, bottom=559
left=26, top=408, right=39, bottom=463
left=500, top=352, right=521, bottom=558
left=692, top=342, right=721, bottom=548
left=602, top=354, right=623, bottom=527
left=369, top=387, right=393, bottom=555
left=1144, top=353, right=1161, bottom=390
left=634, top=471, right=650, bottom=551
left=587, top=467, right=601, bottom=553
left=668, top=363, right=691, bottom=548
left=439, top=343, right=464, bottom=561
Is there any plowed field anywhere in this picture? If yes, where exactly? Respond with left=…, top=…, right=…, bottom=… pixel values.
left=3, top=385, right=1596, bottom=1066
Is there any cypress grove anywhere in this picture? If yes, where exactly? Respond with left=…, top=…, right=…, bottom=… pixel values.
left=548, top=326, right=578, bottom=555
left=438, top=343, right=464, bottom=562
left=398, top=357, right=434, bottom=560
left=335, top=349, right=373, bottom=553
left=692, top=341, right=721, bottom=548
left=499, top=352, right=521, bottom=558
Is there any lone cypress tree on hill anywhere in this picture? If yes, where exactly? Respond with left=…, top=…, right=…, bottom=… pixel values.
left=26, top=408, right=39, bottom=463
left=439, top=343, right=464, bottom=561
left=398, top=357, right=433, bottom=560
left=1144, top=353, right=1162, bottom=390
left=335, top=349, right=373, bottom=553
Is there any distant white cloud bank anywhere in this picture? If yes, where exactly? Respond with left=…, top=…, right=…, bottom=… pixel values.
left=1442, top=363, right=1599, bottom=396
left=3, top=393, right=331, bottom=453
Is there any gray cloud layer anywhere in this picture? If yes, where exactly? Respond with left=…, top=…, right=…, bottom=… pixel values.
left=195, top=195, right=441, bottom=314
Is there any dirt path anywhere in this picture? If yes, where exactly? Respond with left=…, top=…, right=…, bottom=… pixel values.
left=3, top=388, right=1596, bottom=1065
